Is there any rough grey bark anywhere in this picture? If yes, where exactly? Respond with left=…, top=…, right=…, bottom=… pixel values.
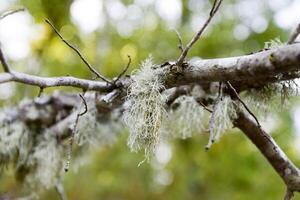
left=165, top=43, right=300, bottom=88
left=233, top=109, right=300, bottom=198
left=2, top=43, right=300, bottom=94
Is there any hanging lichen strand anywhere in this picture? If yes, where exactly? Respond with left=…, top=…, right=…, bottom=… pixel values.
left=207, top=95, right=237, bottom=149
left=0, top=119, right=31, bottom=170
left=242, top=37, right=300, bottom=115
left=167, top=95, right=206, bottom=139
left=123, top=57, right=168, bottom=160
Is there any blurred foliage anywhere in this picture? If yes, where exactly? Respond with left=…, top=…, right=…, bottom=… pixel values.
left=1, top=0, right=300, bottom=199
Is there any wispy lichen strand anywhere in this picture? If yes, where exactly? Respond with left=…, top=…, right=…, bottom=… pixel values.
left=167, top=96, right=205, bottom=139
left=123, top=57, right=168, bottom=159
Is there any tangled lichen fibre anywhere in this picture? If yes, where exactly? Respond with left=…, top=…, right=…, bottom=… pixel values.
left=23, top=134, right=63, bottom=189
left=244, top=80, right=299, bottom=117
left=167, top=96, right=205, bottom=139
left=0, top=118, right=31, bottom=169
left=75, top=100, right=122, bottom=148
left=211, top=96, right=236, bottom=141
left=123, top=57, right=168, bottom=159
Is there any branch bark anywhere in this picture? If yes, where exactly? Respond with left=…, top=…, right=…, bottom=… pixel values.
left=166, top=43, right=300, bottom=88
left=232, top=109, right=300, bottom=198
left=0, top=71, right=113, bottom=92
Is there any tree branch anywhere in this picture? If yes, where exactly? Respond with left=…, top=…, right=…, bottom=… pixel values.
left=176, top=0, right=224, bottom=66
left=45, top=19, right=112, bottom=84
left=166, top=43, right=300, bottom=88
left=233, top=109, right=300, bottom=198
left=0, top=71, right=113, bottom=92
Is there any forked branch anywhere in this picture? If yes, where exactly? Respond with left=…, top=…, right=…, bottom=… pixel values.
left=176, top=0, right=224, bottom=66
left=45, top=19, right=112, bottom=84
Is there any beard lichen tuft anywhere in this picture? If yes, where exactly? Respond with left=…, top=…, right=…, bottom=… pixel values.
left=210, top=95, right=236, bottom=142
left=264, top=37, right=283, bottom=49
left=20, top=134, right=63, bottom=190
left=75, top=101, right=122, bottom=148
left=0, top=120, right=31, bottom=169
left=167, top=96, right=205, bottom=139
left=244, top=80, right=299, bottom=115
left=123, top=57, right=168, bottom=160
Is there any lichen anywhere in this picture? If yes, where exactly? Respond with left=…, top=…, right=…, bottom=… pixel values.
left=244, top=80, right=299, bottom=115
left=22, top=134, right=63, bottom=190
left=210, top=95, right=236, bottom=142
left=123, top=57, right=168, bottom=160
left=264, top=37, right=283, bottom=49
left=167, top=96, right=205, bottom=139
left=75, top=103, right=121, bottom=148
left=0, top=120, right=31, bottom=170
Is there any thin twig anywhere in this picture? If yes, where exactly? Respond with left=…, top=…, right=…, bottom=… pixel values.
left=45, top=19, right=112, bottom=84
left=226, top=81, right=261, bottom=128
left=37, top=87, right=44, bottom=97
left=209, top=0, right=218, bottom=16
left=78, top=94, right=88, bottom=116
left=174, top=30, right=184, bottom=53
left=287, top=23, right=300, bottom=44
left=0, top=8, right=25, bottom=20
left=64, top=93, right=88, bottom=172
left=176, top=0, right=224, bottom=66
left=198, top=101, right=213, bottom=113
left=114, top=55, right=131, bottom=84
left=0, top=47, right=11, bottom=73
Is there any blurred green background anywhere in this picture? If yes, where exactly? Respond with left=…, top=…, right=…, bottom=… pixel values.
left=1, top=0, right=300, bottom=199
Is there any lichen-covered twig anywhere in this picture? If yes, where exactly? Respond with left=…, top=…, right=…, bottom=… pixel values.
left=64, top=93, right=88, bottom=172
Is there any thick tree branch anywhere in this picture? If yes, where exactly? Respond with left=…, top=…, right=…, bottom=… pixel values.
left=166, top=43, right=300, bottom=87
left=233, top=109, right=300, bottom=198
left=1, top=43, right=300, bottom=95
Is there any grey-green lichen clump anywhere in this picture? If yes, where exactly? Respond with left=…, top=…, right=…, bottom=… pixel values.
left=75, top=100, right=122, bottom=148
left=211, top=95, right=237, bottom=141
left=123, top=57, right=168, bottom=160
left=167, top=95, right=205, bottom=139
left=0, top=119, right=31, bottom=170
